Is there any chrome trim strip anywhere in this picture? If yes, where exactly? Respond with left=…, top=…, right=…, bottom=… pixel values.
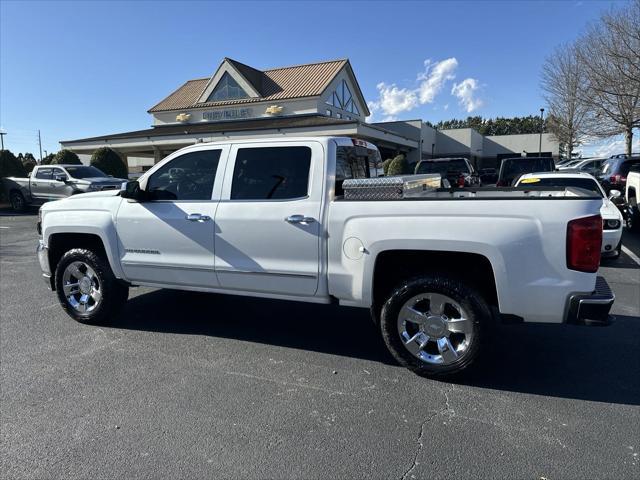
left=121, top=262, right=215, bottom=272
left=215, top=267, right=317, bottom=279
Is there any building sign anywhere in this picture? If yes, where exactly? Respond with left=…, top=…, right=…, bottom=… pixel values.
left=203, top=108, right=253, bottom=121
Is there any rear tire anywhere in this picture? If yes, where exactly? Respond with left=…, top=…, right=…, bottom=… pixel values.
left=627, top=202, right=640, bottom=233
left=380, top=275, right=490, bottom=378
left=55, top=248, right=128, bottom=324
left=9, top=191, right=26, bottom=212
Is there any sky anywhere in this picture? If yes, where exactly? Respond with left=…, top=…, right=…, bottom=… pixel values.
left=0, top=0, right=634, bottom=157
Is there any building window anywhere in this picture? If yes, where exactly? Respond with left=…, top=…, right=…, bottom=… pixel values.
left=230, top=146, right=311, bottom=200
left=325, top=79, right=360, bottom=115
left=326, top=109, right=332, bottom=117
left=336, top=112, right=342, bottom=119
left=207, top=72, right=249, bottom=102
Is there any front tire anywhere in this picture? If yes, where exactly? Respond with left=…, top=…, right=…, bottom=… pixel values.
left=10, top=191, right=26, bottom=212
left=627, top=202, right=640, bottom=233
left=380, top=275, right=490, bottom=377
left=55, top=248, right=128, bottom=324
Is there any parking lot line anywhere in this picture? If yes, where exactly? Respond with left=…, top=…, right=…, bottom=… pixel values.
left=621, top=245, right=640, bottom=266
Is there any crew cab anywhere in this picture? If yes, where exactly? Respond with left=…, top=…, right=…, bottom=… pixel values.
left=414, top=157, right=481, bottom=187
left=36, top=137, right=614, bottom=377
left=3, top=164, right=126, bottom=212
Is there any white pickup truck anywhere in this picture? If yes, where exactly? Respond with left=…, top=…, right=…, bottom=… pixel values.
left=37, top=137, right=614, bottom=377
left=625, top=167, right=640, bottom=231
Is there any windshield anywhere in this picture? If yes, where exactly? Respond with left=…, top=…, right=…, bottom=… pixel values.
left=416, top=159, right=469, bottom=175
left=500, top=158, right=554, bottom=182
left=64, top=166, right=108, bottom=179
left=518, top=177, right=603, bottom=197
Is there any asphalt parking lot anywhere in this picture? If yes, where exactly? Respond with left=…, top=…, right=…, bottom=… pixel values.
left=1, top=209, right=639, bottom=479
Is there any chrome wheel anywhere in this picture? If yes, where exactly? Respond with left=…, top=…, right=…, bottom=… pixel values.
left=397, top=292, right=473, bottom=365
left=61, top=261, right=102, bottom=313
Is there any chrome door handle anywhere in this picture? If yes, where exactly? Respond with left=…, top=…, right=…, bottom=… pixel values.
left=285, top=214, right=315, bottom=224
left=186, top=213, right=211, bottom=222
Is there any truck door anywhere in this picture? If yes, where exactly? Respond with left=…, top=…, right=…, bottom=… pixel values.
left=49, top=167, right=73, bottom=199
left=214, top=142, right=323, bottom=296
left=116, top=146, right=228, bottom=288
left=31, top=167, right=53, bottom=200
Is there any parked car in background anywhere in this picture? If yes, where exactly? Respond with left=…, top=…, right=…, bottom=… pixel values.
left=515, top=171, right=623, bottom=258
left=478, top=168, right=498, bottom=185
left=557, top=159, right=584, bottom=170
left=496, top=156, right=556, bottom=186
left=414, top=157, right=481, bottom=187
left=625, top=165, right=640, bottom=232
left=559, top=158, right=605, bottom=176
left=3, top=165, right=127, bottom=212
left=597, top=155, right=640, bottom=194
left=36, top=136, right=613, bottom=378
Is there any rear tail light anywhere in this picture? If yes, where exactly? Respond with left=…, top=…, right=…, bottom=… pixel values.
left=566, top=215, right=602, bottom=273
left=609, top=174, right=626, bottom=184
left=457, top=175, right=465, bottom=187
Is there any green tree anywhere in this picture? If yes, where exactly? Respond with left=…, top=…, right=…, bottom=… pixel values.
left=21, top=153, right=37, bottom=174
left=41, top=153, right=55, bottom=165
left=386, top=154, right=408, bottom=176
left=52, top=149, right=81, bottom=165
left=90, top=147, right=128, bottom=178
left=0, top=150, right=27, bottom=178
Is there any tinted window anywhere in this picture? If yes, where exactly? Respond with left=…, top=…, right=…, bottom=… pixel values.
left=620, top=159, right=640, bottom=176
left=147, top=150, right=221, bottom=200
left=65, top=166, right=107, bottom=178
left=35, top=168, right=52, bottom=180
left=50, top=168, right=67, bottom=180
left=231, top=146, right=311, bottom=200
left=416, top=159, right=470, bottom=175
left=335, top=145, right=383, bottom=195
left=500, top=158, right=554, bottom=183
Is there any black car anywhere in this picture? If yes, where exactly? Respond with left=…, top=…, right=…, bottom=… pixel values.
left=478, top=168, right=498, bottom=184
left=415, top=157, right=481, bottom=187
left=597, top=155, right=640, bottom=194
left=496, top=157, right=556, bottom=186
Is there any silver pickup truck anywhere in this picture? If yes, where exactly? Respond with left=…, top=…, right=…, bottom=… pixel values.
left=3, top=164, right=126, bottom=211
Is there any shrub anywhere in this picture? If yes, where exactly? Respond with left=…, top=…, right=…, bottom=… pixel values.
left=90, top=147, right=128, bottom=179
left=0, top=150, right=27, bottom=178
left=52, top=149, right=81, bottom=165
left=386, top=154, right=408, bottom=176
left=22, top=154, right=37, bottom=174
left=382, top=158, right=393, bottom=175
left=41, top=153, right=55, bottom=165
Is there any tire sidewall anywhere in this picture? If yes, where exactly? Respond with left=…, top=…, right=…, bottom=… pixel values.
left=380, top=275, right=489, bottom=377
left=10, top=192, right=25, bottom=212
left=54, top=248, right=124, bottom=324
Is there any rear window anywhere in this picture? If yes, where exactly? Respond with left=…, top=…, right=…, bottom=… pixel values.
left=416, top=159, right=469, bottom=176
left=335, top=145, right=382, bottom=196
left=500, top=158, right=554, bottom=182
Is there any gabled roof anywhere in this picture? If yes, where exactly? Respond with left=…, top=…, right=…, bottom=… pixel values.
left=148, top=58, right=357, bottom=113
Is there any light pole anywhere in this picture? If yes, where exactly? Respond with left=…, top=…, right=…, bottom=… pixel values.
left=0, top=130, right=6, bottom=150
left=539, top=108, right=544, bottom=157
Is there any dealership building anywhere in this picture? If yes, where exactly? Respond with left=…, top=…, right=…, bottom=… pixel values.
left=61, top=57, right=559, bottom=172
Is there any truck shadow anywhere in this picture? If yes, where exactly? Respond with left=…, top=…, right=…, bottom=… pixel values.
left=111, top=289, right=640, bottom=406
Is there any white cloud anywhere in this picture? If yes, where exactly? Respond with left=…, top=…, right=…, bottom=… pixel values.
left=366, top=58, right=484, bottom=122
left=417, top=58, right=458, bottom=104
left=581, top=134, right=640, bottom=157
left=451, top=78, right=483, bottom=113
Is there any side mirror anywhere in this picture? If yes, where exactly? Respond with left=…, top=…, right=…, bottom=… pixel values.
left=120, top=180, right=146, bottom=201
left=608, top=189, right=621, bottom=199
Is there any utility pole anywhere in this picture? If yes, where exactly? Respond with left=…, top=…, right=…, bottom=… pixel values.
left=38, top=130, right=43, bottom=162
left=0, top=130, right=6, bottom=150
left=539, top=108, right=544, bottom=157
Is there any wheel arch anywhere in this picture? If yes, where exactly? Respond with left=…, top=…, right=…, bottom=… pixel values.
left=371, top=249, right=500, bottom=323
